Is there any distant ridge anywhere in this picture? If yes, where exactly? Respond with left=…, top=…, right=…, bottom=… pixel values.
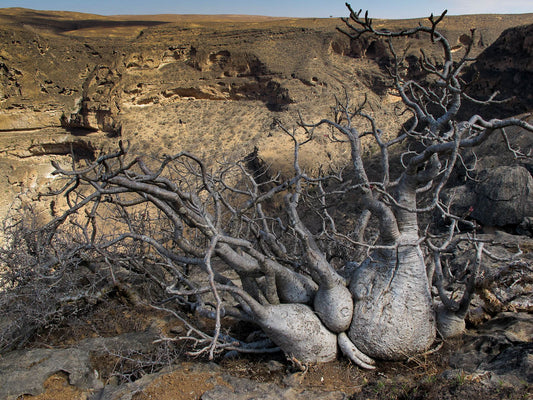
left=110, top=14, right=290, bottom=23
left=0, top=8, right=290, bottom=23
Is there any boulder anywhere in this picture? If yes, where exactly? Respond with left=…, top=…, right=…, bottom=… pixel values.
left=449, top=312, right=533, bottom=386
left=471, top=165, right=533, bottom=227
left=0, top=348, right=100, bottom=400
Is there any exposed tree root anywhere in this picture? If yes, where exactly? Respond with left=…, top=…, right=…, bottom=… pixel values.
left=338, top=332, right=376, bottom=370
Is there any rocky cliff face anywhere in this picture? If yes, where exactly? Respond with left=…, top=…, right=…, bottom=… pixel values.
left=0, top=8, right=532, bottom=221
left=463, top=23, right=533, bottom=118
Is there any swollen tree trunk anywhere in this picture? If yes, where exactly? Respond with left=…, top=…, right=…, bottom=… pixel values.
left=348, top=170, right=436, bottom=360
left=229, top=286, right=338, bottom=363
left=256, top=303, right=338, bottom=363
left=348, top=241, right=436, bottom=360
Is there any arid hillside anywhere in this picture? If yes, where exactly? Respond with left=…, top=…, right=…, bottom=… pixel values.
left=0, top=8, right=532, bottom=220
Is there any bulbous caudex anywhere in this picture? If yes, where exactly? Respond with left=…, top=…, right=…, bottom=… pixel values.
left=226, top=285, right=338, bottom=363
left=257, top=303, right=338, bottom=363
left=314, top=283, right=353, bottom=333
left=348, top=244, right=436, bottom=360
left=433, top=243, right=484, bottom=339
left=435, top=305, right=466, bottom=339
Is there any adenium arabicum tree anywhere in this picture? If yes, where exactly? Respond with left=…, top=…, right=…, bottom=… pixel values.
left=6, top=4, right=532, bottom=367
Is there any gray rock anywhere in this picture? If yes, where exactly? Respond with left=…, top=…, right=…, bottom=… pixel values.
left=450, top=313, right=533, bottom=385
left=0, top=325, right=162, bottom=400
left=0, top=347, right=101, bottom=400
left=472, top=166, right=533, bottom=227
left=481, top=343, right=532, bottom=385
left=445, top=165, right=533, bottom=230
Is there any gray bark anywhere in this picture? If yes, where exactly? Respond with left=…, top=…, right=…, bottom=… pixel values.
left=255, top=303, right=338, bottom=363
left=348, top=242, right=436, bottom=360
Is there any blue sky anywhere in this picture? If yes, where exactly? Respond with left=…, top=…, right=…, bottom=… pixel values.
left=1, top=0, right=532, bottom=18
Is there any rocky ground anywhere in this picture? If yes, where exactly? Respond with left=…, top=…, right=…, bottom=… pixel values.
left=0, top=7, right=532, bottom=400
left=0, top=284, right=531, bottom=399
